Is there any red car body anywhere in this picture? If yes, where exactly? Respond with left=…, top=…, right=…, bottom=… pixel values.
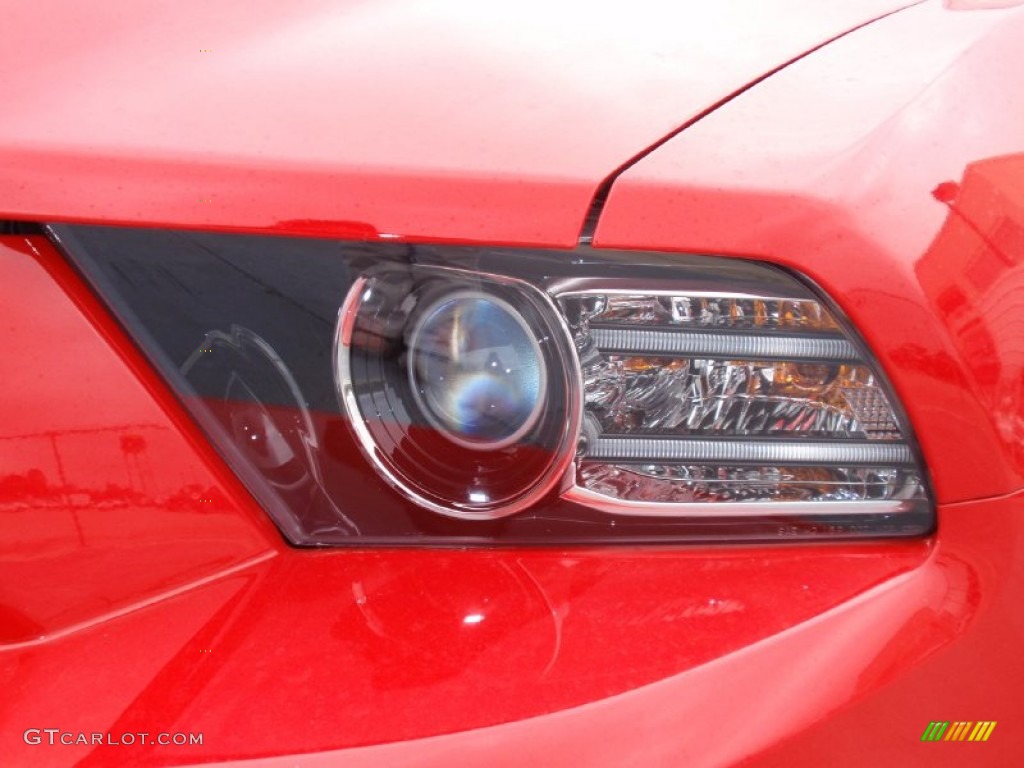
left=1, top=1, right=1023, bottom=766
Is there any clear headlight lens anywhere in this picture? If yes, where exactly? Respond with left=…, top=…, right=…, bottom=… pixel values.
left=50, top=225, right=933, bottom=545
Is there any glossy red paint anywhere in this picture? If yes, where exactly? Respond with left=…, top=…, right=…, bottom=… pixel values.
left=2, top=1, right=1023, bottom=766
left=217, top=492, right=1023, bottom=768
left=2, top=542, right=938, bottom=767
left=596, top=1, right=1024, bottom=503
left=0, top=0, right=916, bottom=246
left=0, top=236, right=278, bottom=644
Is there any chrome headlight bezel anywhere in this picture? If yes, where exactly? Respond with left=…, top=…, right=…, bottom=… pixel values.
left=336, top=264, right=582, bottom=521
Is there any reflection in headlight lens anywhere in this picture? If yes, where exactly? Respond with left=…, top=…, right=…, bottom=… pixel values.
left=408, top=293, right=547, bottom=450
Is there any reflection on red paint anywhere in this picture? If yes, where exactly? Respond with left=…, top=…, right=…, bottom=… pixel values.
left=0, top=236, right=276, bottom=643
left=6, top=540, right=943, bottom=766
left=917, top=154, right=1024, bottom=476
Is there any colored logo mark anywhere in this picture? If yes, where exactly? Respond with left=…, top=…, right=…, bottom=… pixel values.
left=921, top=721, right=997, bottom=742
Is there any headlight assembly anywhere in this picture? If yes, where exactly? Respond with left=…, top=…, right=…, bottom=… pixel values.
left=50, top=225, right=933, bottom=545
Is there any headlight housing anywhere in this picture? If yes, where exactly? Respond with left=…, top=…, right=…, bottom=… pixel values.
left=51, top=225, right=933, bottom=545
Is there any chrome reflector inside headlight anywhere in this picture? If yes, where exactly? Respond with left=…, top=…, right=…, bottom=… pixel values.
left=559, top=287, right=925, bottom=514
left=51, top=224, right=933, bottom=545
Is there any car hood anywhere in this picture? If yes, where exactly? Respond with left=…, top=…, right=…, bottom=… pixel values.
left=1, top=0, right=916, bottom=245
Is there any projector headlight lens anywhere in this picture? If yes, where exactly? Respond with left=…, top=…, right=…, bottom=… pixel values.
left=408, top=292, right=547, bottom=450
